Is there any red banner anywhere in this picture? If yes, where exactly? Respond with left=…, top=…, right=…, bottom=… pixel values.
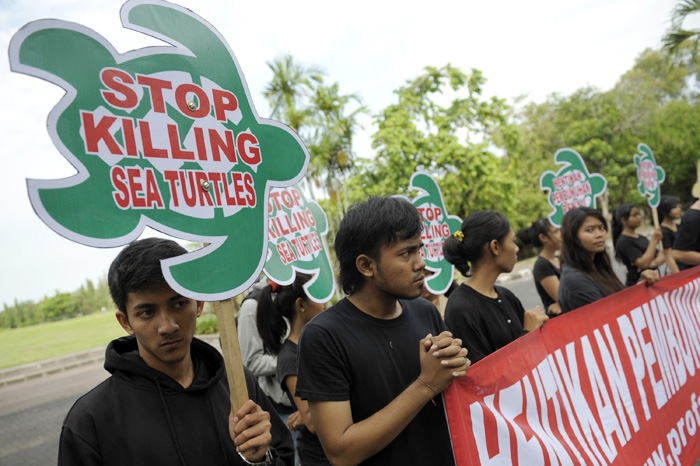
left=445, top=267, right=700, bottom=466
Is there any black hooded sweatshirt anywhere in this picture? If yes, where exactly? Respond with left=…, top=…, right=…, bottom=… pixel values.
left=58, top=335, right=294, bottom=466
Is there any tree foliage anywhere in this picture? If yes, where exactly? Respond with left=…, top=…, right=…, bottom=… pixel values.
left=349, top=64, right=520, bottom=221
left=1, top=277, right=112, bottom=329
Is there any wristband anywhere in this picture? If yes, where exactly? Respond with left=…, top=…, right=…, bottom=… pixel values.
left=418, top=376, right=438, bottom=406
left=238, top=448, right=272, bottom=465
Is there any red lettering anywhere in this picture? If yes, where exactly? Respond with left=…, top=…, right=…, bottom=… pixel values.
left=212, top=89, right=238, bottom=121
left=167, top=124, right=194, bottom=160
left=82, top=111, right=122, bottom=155
left=291, top=188, right=302, bottom=207
left=209, top=128, right=237, bottom=163
left=136, top=75, right=172, bottom=114
left=127, top=167, right=146, bottom=208
left=138, top=120, right=168, bottom=158
left=175, top=83, right=210, bottom=118
left=244, top=173, right=256, bottom=206
left=121, top=118, right=138, bottom=157
left=111, top=166, right=130, bottom=209
left=194, top=171, right=214, bottom=206
left=237, top=132, right=261, bottom=165
left=163, top=170, right=180, bottom=207
left=101, top=69, right=138, bottom=109
left=144, top=168, right=164, bottom=208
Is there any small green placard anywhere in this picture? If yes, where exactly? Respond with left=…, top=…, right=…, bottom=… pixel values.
left=404, top=172, right=462, bottom=295
left=634, top=143, right=666, bottom=208
left=540, top=149, right=607, bottom=228
left=263, top=184, right=335, bottom=303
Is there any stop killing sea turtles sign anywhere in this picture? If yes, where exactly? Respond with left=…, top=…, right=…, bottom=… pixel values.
left=9, top=0, right=310, bottom=301
left=540, top=148, right=608, bottom=228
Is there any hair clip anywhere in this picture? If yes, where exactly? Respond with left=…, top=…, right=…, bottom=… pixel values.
left=453, top=230, right=464, bottom=242
left=269, top=282, right=280, bottom=293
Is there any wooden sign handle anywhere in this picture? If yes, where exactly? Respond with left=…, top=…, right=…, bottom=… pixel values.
left=652, top=207, right=660, bottom=230
left=213, top=299, right=249, bottom=412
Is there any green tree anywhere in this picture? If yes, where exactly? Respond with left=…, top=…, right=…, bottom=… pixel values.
left=663, top=0, right=700, bottom=53
left=350, top=64, right=520, bottom=220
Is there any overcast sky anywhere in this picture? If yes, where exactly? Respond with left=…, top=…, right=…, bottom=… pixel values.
left=0, top=0, right=683, bottom=307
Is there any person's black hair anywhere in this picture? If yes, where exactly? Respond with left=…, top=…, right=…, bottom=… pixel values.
left=658, top=195, right=680, bottom=222
left=612, top=204, right=635, bottom=261
left=256, top=273, right=312, bottom=355
left=444, top=210, right=511, bottom=277
left=561, top=207, right=624, bottom=296
left=335, top=196, right=423, bottom=295
left=108, top=238, right=187, bottom=313
left=516, top=218, right=552, bottom=248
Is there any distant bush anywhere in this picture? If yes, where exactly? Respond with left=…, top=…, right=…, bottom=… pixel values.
left=196, top=312, right=219, bottom=334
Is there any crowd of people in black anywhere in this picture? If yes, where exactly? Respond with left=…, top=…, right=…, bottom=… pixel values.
left=57, top=194, right=700, bottom=466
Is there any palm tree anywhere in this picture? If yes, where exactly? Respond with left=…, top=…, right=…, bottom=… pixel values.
left=663, top=0, right=700, bottom=53
left=263, top=53, right=324, bottom=132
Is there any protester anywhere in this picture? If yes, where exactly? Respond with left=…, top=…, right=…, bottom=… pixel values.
left=673, top=198, right=700, bottom=270
left=295, top=196, right=470, bottom=466
left=256, top=273, right=330, bottom=466
left=237, top=275, right=294, bottom=419
left=517, top=218, right=563, bottom=316
left=612, top=204, right=664, bottom=287
left=659, top=195, right=681, bottom=274
left=58, top=238, right=294, bottom=466
left=559, top=207, right=658, bottom=313
left=443, top=210, right=548, bottom=364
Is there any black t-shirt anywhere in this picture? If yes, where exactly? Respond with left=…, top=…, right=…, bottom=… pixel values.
left=444, top=284, right=526, bottom=364
left=533, top=256, right=561, bottom=314
left=558, top=264, right=607, bottom=313
left=615, top=235, right=650, bottom=286
left=661, top=225, right=676, bottom=250
left=674, top=209, right=700, bottom=270
left=277, top=340, right=330, bottom=466
left=296, top=298, right=455, bottom=466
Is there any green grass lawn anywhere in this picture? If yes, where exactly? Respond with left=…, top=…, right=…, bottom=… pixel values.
left=0, top=311, right=126, bottom=370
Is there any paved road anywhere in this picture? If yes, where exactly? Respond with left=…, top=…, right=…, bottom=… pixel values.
left=0, top=361, right=108, bottom=466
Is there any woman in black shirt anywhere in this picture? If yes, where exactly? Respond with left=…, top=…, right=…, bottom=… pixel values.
left=612, top=204, right=664, bottom=286
left=659, top=195, right=681, bottom=274
left=559, top=207, right=658, bottom=313
left=257, top=274, right=330, bottom=466
left=517, top=218, right=562, bottom=317
left=443, top=211, right=548, bottom=364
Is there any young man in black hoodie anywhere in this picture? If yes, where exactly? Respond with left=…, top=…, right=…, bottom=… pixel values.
left=58, top=238, right=294, bottom=466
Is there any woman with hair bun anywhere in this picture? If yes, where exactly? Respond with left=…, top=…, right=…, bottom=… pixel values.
left=612, top=204, right=664, bottom=287
left=517, top=218, right=562, bottom=317
left=658, top=195, right=681, bottom=274
left=257, top=274, right=330, bottom=466
left=443, top=211, right=548, bottom=364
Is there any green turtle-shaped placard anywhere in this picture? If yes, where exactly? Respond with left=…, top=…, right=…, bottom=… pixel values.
left=634, top=143, right=666, bottom=208
left=403, top=172, right=462, bottom=295
left=540, top=149, right=607, bottom=227
left=263, top=184, right=334, bottom=303
left=9, top=0, right=309, bottom=301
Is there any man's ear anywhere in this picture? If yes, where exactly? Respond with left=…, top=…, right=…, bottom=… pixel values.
left=196, top=301, right=204, bottom=318
left=116, top=311, right=134, bottom=335
left=355, top=254, right=376, bottom=279
left=488, top=239, right=500, bottom=257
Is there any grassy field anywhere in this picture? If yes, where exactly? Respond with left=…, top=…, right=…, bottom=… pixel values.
left=0, top=311, right=126, bottom=370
